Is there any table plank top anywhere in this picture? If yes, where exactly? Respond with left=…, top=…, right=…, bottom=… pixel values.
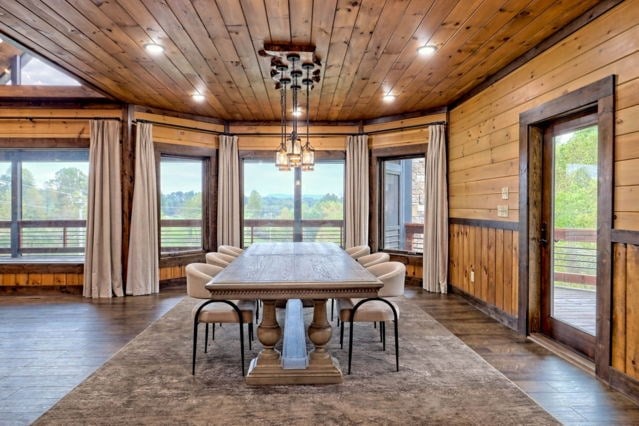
left=205, top=242, right=382, bottom=300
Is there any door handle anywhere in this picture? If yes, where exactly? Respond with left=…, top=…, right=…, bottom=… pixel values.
left=540, top=222, right=548, bottom=247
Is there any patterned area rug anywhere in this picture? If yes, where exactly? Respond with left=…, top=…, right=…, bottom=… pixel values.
left=36, top=297, right=558, bottom=425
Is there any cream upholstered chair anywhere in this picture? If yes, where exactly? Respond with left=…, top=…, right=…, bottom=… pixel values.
left=338, top=261, right=406, bottom=374
left=186, top=263, right=256, bottom=376
left=357, top=252, right=390, bottom=268
left=219, top=245, right=243, bottom=257
left=345, top=245, right=370, bottom=259
left=205, top=252, right=236, bottom=268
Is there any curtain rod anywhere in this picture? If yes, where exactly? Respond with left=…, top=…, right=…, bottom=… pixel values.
left=134, top=119, right=225, bottom=135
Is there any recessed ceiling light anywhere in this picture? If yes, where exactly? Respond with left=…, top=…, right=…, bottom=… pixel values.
left=192, top=93, right=205, bottom=102
left=144, top=43, right=164, bottom=55
left=383, top=94, right=396, bottom=103
left=417, top=44, right=437, bottom=56
left=292, top=108, right=303, bottom=117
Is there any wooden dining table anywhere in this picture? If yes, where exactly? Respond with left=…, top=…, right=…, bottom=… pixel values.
left=205, top=242, right=383, bottom=385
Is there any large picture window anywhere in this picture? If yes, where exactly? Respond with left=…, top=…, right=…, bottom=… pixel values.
left=0, top=149, right=89, bottom=260
left=242, top=158, right=344, bottom=246
left=380, top=156, right=425, bottom=253
left=159, top=156, right=204, bottom=254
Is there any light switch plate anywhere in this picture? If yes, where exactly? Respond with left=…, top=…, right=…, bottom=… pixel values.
left=497, top=205, right=509, bottom=217
left=501, top=186, right=509, bottom=200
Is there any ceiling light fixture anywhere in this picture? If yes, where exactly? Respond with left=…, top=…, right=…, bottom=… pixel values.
left=383, top=94, right=396, bottom=103
left=265, top=44, right=321, bottom=172
left=144, top=43, right=164, bottom=55
left=192, top=93, right=205, bottom=102
left=417, top=44, right=437, bottom=56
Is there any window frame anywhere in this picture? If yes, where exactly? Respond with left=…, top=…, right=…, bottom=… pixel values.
left=370, top=143, right=427, bottom=255
left=0, top=138, right=90, bottom=264
left=154, top=143, right=216, bottom=265
left=239, top=150, right=346, bottom=247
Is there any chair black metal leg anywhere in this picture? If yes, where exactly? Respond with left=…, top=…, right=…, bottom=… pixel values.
left=239, top=320, right=245, bottom=376
left=331, top=299, right=334, bottom=321
left=379, top=321, right=383, bottom=342
left=382, top=321, right=386, bottom=351
left=212, top=323, right=216, bottom=340
left=204, top=323, right=209, bottom=353
left=248, top=323, right=253, bottom=350
left=192, top=320, right=199, bottom=375
left=394, top=319, right=399, bottom=372
left=340, top=319, right=344, bottom=349
left=348, top=320, right=355, bottom=375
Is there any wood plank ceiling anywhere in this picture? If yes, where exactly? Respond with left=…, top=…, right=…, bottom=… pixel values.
left=0, top=0, right=601, bottom=122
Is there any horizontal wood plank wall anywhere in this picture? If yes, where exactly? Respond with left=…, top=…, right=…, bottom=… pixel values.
left=0, top=107, right=122, bottom=289
left=366, top=112, right=446, bottom=149
left=0, top=272, right=83, bottom=287
left=135, top=112, right=220, bottom=147
left=449, top=0, right=639, bottom=227
left=231, top=123, right=355, bottom=151
left=449, top=221, right=519, bottom=318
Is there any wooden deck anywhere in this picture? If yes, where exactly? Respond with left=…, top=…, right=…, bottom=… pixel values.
left=553, top=286, right=596, bottom=335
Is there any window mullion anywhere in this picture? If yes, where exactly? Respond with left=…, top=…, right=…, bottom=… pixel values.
left=293, top=167, right=302, bottom=242
left=10, top=155, right=21, bottom=258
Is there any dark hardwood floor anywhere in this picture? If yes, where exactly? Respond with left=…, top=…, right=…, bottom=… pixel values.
left=406, top=288, right=639, bottom=424
left=0, top=286, right=638, bottom=425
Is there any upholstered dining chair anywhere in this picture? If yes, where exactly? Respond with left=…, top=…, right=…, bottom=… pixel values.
left=186, top=262, right=256, bottom=376
left=205, top=251, right=236, bottom=268
left=337, top=261, right=406, bottom=374
left=345, top=245, right=370, bottom=259
left=218, top=245, right=243, bottom=257
left=357, top=252, right=390, bottom=268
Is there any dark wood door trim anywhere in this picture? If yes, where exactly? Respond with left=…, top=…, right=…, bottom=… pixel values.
left=518, top=75, right=615, bottom=381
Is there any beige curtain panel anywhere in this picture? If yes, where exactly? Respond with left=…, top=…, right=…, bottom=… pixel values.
left=83, top=120, right=123, bottom=298
left=126, top=122, right=159, bottom=296
left=423, top=124, right=449, bottom=293
left=217, top=134, right=241, bottom=247
left=345, top=134, right=369, bottom=248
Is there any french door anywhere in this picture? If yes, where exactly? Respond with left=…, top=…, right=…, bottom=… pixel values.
left=540, top=112, right=598, bottom=359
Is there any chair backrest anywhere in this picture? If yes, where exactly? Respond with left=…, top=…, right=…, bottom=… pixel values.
left=205, top=252, right=235, bottom=267
left=345, top=245, right=370, bottom=259
left=219, top=245, right=243, bottom=257
left=367, top=261, right=406, bottom=298
left=186, top=263, right=223, bottom=299
left=357, top=252, right=390, bottom=268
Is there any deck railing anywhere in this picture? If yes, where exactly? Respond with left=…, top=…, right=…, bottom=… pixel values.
left=243, top=219, right=344, bottom=246
left=0, top=220, right=87, bottom=257
left=553, top=228, right=596, bottom=287
left=160, top=219, right=203, bottom=253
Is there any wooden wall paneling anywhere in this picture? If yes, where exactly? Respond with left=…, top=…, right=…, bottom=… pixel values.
left=626, top=244, right=639, bottom=379
left=511, top=231, right=519, bottom=316
left=480, top=226, right=489, bottom=302
left=503, top=229, right=513, bottom=316
left=461, top=225, right=469, bottom=293
left=487, top=227, right=496, bottom=306
left=495, top=228, right=504, bottom=311
left=612, top=243, right=627, bottom=371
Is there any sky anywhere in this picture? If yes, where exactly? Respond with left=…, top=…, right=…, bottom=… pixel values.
left=243, top=160, right=344, bottom=197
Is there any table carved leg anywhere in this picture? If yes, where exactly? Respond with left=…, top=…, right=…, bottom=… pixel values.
left=246, top=298, right=343, bottom=385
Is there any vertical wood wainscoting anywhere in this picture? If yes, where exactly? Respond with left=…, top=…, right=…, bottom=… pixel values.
left=611, top=232, right=639, bottom=398
left=448, top=218, right=519, bottom=328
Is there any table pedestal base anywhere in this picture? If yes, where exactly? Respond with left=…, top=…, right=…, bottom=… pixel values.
left=246, top=356, right=343, bottom=385
left=246, top=299, right=343, bottom=385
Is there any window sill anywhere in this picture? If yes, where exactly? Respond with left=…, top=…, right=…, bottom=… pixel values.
left=159, top=251, right=206, bottom=267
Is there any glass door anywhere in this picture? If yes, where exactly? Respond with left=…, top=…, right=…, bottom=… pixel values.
left=540, top=113, right=598, bottom=358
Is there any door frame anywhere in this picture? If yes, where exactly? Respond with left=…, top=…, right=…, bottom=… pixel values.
left=518, top=75, right=615, bottom=380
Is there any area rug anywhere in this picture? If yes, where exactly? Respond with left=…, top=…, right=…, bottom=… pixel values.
left=35, top=297, right=558, bottom=425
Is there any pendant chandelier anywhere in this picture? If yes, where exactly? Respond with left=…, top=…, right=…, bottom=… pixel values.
left=266, top=47, right=320, bottom=172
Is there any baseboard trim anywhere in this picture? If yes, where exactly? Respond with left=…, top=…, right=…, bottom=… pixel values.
left=528, top=333, right=595, bottom=375
left=608, top=367, right=639, bottom=406
left=449, top=285, right=517, bottom=330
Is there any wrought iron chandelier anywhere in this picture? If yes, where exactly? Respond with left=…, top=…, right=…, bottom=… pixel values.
left=266, top=47, right=320, bottom=171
